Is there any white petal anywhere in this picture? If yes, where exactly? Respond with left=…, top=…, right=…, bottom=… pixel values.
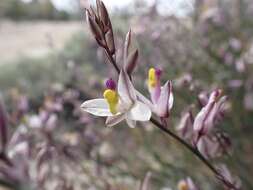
left=81, top=99, right=113, bottom=117
left=169, top=87, right=174, bottom=110
left=156, top=81, right=170, bottom=117
left=126, top=118, right=136, bottom=128
left=118, top=69, right=136, bottom=106
left=106, top=114, right=125, bottom=127
left=128, top=101, right=151, bottom=121
left=135, top=90, right=154, bottom=110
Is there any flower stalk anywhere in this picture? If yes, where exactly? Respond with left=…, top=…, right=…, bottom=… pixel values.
left=84, top=1, right=239, bottom=189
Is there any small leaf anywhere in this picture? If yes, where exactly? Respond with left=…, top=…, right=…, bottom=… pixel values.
left=105, top=29, right=115, bottom=54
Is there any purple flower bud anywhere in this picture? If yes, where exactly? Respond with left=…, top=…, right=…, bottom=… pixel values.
left=105, top=78, right=116, bottom=90
left=177, top=109, right=194, bottom=141
left=193, top=89, right=226, bottom=135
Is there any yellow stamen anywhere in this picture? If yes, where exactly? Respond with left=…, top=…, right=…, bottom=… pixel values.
left=177, top=181, right=189, bottom=190
left=103, top=89, right=119, bottom=114
left=148, top=68, right=157, bottom=88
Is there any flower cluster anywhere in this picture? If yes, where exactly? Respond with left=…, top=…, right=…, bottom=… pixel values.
left=177, top=89, right=231, bottom=159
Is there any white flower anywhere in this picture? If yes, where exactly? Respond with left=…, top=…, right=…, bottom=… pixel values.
left=81, top=69, right=151, bottom=128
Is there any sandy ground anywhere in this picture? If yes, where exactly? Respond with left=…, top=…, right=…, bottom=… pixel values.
left=0, top=20, right=85, bottom=63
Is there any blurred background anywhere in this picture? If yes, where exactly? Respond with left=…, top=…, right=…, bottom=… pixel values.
left=0, top=0, right=253, bottom=189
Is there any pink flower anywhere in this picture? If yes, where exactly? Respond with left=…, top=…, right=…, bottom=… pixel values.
left=193, top=89, right=228, bottom=135
left=137, top=68, right=173, bottom=119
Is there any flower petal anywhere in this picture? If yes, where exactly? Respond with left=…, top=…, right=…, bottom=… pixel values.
left=118, top=69, right=136, bottom=106
left=193, top=100, right=216, bottom=133
left=81, top=99, right=113, bottom=117
left=106, top=114, right=125, bottom=127
left=135, top=90, right=154, bottom=110
left=168, top=82, right=174, bottom=110
left=156, top=81, right=172, bottom=118
left=128, top=101, right=151, bottom=121
left=126, top=118, right=136, bottom=128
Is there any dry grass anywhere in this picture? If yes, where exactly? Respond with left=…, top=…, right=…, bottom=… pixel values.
left=0, top=20, right=84, bottom=63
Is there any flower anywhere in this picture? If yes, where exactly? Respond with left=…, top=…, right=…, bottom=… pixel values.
left=148, top=68, right=173, bottom=118
left=138, top=68, right=173, bottom=119
left=193, top=89, right=228, bottom=136
left=81, top=69, right=151, bottom=128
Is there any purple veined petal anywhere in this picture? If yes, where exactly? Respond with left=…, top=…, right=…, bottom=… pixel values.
left=135, top=90, right=154, bottom=111
left=156, top=81, right=171, bottom=118
left=149, top=85, right=161, bottom=104
left=0, top=96, right=8, bottom=152
left=208, top=89, right=222, bottom=104
left=126, top=118, right=136, bottom=128
left=106, top=114, right=125, bottom=127
left=127, top=101, right=151, bottom=121
left=197, top=136, right=219, bottom=159
left=194, top=89, right=224, bottom=134
left=117, top=69, right=137, bottom=106
left=81, top=99, right=114, bottom=117
left=177, top=112, right=193, bottom=140
left=203, top=103, right=218, bottom=133
left=193, top=100, right=215, bottom=133
left=216, top=96, right=228, bottom=112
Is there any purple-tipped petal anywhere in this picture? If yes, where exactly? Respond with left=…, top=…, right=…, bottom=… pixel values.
left=194, top=89, right=226, bottom=135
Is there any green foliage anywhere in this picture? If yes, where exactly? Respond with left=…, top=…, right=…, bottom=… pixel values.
left=0, top=0, right=74, bottom=20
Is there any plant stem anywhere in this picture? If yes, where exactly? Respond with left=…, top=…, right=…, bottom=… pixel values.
left=149, top=117, right=219, bottom=175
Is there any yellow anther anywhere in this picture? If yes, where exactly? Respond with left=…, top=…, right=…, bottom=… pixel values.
left=177, top=181, right=189, bottom=190
left=148, top=68, right=157, bottom=88
left=103, top=89, right=119, bottom=114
